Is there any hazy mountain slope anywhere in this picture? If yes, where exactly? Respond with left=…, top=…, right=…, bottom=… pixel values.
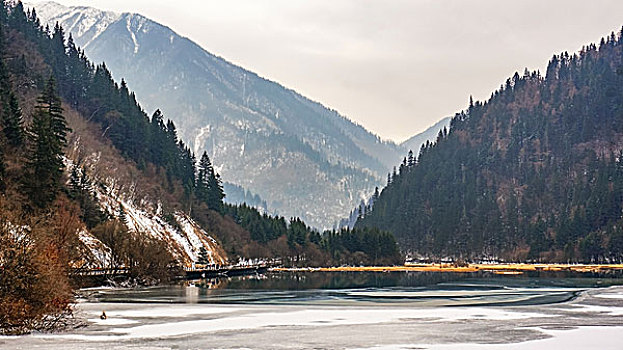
left=31, top=1, right=406, bottom=228
left=400, top=117, right=451, bottom=153
left=223, top=182, right=269, bottom=213
left=358, top=30, right=623, bottom=263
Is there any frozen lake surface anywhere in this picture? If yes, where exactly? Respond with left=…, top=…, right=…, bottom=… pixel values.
left=2, top=271, right=623, bottom=349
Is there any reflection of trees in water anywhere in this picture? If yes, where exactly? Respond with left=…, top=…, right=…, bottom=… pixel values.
left=198, top=270, right=623, bottom=291
left=201, top=272, right=474, bottom=290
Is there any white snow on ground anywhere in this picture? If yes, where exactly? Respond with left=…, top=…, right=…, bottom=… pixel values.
left=173, top=213, right=221, bottom=264
left=2, top=221, right=30, bottom=243
left=172, top=213, right=202, bottom=261
left=77, top=229, right=112, bottom=268
left=62, top=150, right=225, bottom=266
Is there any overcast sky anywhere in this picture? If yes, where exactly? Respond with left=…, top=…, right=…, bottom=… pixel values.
left=31, top=0, right=623, bottom=142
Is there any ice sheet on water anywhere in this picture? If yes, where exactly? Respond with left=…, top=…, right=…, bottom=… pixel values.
left=374, top=326, right=623, bottom=350
left=594, top=292, right=623, bottom=299
left=564, top=303, right=623, bottom=316
left=89, top=305, right=240, bottom=319
left=37, top=305, right=551, bottom=341
left=87, top=318, right=138, bottom=326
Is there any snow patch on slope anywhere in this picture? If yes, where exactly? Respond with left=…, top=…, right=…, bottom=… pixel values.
left=95, top=183, right=226, bottom=266
left=126, top=15, right=139, bottom=54
left=174, top=214, right=221, bottom=263
left=62, top=153, right=226, bottom=267
left=193, top=125, right=211, bottom=156
left=77, top=229, right=112, bottom=268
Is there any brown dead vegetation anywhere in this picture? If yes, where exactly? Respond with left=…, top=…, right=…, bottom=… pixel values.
left=0, top=197, right=80, bottom=335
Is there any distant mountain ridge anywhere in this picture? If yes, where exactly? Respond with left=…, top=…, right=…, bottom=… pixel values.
left=400, top=117, right=451, bottom=153
left=30, top=1, right=422, bottom=228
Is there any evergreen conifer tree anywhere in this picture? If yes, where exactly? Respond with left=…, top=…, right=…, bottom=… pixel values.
left=407, top=150, right=415, bottom=167
left=0, top=1, right=7, bottom=25
left=197, top=246, right=210, bottom=265
left=207, top=171, right=225, bottom=213
left=196, top=151, right=225, bottom=212
left=0, top=19, right=23, bottom=147
left=23, top=76, right=70, bottom=208
left=2, top=91, right=24, bottom=146
left=196, top=151, right=212, bottom=203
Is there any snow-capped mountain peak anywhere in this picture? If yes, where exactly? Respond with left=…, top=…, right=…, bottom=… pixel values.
left=26, top=1, right=121, bottom=48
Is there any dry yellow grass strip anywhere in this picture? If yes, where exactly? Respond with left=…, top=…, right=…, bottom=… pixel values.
left=272, top=263, right=623, bottom=274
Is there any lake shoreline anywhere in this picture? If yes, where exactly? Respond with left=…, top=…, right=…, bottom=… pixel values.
left=273, top=263, right=623, bottom=274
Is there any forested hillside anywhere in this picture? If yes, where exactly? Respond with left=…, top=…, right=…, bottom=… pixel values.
left=358, top=29, right=623, bottom=263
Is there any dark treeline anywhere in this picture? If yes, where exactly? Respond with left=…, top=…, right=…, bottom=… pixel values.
left=321, top=227, right=401, bottom=266
left=225, top=204, right=288, bottom=243
left=226, top=203, right=402, bottom=266
left=358, top=29, right=623, bottom=263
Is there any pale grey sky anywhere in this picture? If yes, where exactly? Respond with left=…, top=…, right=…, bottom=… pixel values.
left=31, top=0, right=623, bottom=142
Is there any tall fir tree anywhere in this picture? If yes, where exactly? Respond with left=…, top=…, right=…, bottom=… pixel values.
left=196, top=151, right=225, bottom=212
left=24, top=76, right=70, bottom=208
left=2, top=91, right=24, bottom=146
left=0, top=15, right=23, bottom=147
left=207, top=170, right=225, bottom=213
left=196, top=151, right=212, bottom=203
